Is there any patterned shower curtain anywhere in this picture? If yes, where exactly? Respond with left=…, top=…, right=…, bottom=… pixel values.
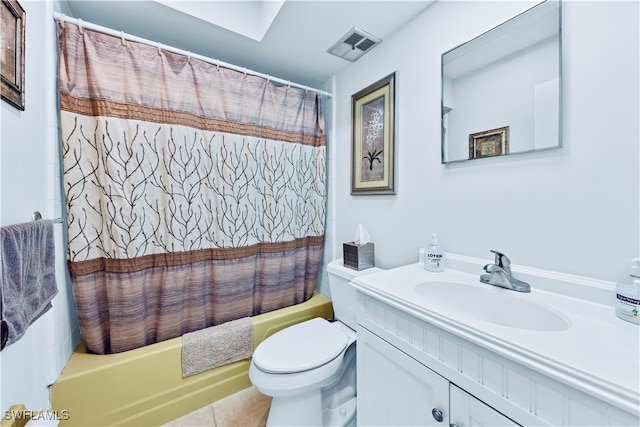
left=57, top=22, right=326, bottom=354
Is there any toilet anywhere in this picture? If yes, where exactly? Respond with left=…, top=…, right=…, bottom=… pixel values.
left=249, top=258, right=383, bottom=427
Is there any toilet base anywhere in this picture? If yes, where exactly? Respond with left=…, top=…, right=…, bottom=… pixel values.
left=267, top=390, right=323, bottom=427
left=323, top=394, right=356, bottom=426
left=266, top=388, right=357, bottom=427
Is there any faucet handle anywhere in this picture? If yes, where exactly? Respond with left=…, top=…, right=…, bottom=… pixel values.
left=490, top=250, right=511, bottom=269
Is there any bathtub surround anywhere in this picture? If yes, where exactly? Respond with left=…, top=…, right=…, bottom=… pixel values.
left=57, top=22, right=327, bottom=354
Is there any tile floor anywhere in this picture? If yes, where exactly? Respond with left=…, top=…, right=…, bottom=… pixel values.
left=161, top=386, right=272, bottom=427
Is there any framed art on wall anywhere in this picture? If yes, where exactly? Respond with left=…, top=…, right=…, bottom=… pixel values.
left=351, top=72, right=396, bottom=195
left=1, top=0, right=26, bottom=110
left=469, top=126, right=509, bottom=159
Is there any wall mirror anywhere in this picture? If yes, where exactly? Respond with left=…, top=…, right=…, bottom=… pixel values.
left=441, top=1, right=562, bottom=164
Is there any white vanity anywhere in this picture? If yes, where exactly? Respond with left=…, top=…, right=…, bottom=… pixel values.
left=350, top=255, right=640, bottom=426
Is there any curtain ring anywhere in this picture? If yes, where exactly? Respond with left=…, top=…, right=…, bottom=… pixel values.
left=216, top=61, right=220, bottom=71
left=120, top=31, right=126, bottom=46
left=157, top=42, right=162, bottom=55
left=186, top=51, right=191, bottom=63
left=77, top=18, right=84, bottom=34
left=243, top=68, right=247, bottom=78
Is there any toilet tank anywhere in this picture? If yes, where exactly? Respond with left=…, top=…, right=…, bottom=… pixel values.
left=327, top=258, right=383, bottom=330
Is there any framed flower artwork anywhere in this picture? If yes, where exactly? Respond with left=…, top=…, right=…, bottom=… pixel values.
left=351, top=72, right=396, bottom=195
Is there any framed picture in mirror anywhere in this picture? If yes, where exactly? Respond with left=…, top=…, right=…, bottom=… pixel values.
left=469, top=126, right=509, bottom=159
left=351, top=72, right=396, bottom=195
left=1, top=0, right=26, bottom=111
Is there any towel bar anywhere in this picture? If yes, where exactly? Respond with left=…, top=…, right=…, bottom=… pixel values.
left=32, top=211, right=63, bottom=223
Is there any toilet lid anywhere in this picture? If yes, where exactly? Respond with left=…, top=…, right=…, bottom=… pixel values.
left=252, top=318, right=350, bottom=374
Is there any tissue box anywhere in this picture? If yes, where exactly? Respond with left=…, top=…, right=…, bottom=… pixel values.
left=343, top=242, right=375, bottom=270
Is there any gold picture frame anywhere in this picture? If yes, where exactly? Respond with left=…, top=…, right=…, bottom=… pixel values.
left=351, top=72, right=396, bottom=195
left=469, top=126, right=509, bottom=159
left=1, top=0, right=26, bottom=110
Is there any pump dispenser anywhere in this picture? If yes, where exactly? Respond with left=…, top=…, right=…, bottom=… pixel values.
left=615, top=258, right=640, bottom=324
left=424, top=233, right=444, bottom=272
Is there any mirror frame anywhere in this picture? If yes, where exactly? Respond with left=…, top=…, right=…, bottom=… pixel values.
left=441, top=0, right=563, bottom=164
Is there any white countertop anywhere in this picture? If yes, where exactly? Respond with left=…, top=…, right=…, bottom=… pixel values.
left=351, top=262, right=640, bottom=416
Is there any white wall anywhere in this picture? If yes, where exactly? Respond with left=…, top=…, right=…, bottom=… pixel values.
left=0, top=0, right=80, bottom=413
left=323, top=1, right=639, bottom=289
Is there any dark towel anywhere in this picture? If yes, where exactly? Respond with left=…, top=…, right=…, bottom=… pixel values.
left=0, top=219, right=58, bottom=348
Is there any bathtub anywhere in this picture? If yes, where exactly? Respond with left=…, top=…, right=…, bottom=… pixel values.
left=50, top=292, right=333, bottom=426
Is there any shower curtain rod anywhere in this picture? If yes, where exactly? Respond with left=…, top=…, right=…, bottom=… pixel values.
left=53, top=12, right=333, bottom=98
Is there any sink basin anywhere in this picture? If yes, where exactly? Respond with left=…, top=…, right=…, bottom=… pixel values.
left=415, top=281, right=570, bottom=332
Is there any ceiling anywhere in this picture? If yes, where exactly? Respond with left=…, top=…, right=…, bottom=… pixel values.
left=61, top=1, right=435, bottom=90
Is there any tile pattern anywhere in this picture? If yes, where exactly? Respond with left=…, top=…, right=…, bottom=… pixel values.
left=162, top=386, right=272, bottom=427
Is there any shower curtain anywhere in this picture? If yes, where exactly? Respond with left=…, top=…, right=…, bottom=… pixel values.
left=57, top=22, right=327, bottom=354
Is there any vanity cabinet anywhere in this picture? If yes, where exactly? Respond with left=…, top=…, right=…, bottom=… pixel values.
left=450, top=384, right=519, bottom=427
left=355, top=291, right=639, bottom=427
left=357, top=327, right=519, bottom=426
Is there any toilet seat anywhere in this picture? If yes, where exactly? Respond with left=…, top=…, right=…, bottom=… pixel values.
left=252, top=318, right=350, bottom=374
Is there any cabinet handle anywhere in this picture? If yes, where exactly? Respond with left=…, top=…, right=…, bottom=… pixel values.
left=450, top=424, right=460, bottom=427
left=431, top=408, right=444, bottom=422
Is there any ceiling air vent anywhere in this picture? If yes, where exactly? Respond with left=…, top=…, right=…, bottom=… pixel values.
left=327, top=27, right=382, bottom=62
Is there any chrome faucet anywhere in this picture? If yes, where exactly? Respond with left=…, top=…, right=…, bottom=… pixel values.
left=480, top=250, right=531, bottom=293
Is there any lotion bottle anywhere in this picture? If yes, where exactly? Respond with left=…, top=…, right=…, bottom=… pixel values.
left=424, top=233, right=444, bottom=272
left=616, top=258, right=640, bottom=325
